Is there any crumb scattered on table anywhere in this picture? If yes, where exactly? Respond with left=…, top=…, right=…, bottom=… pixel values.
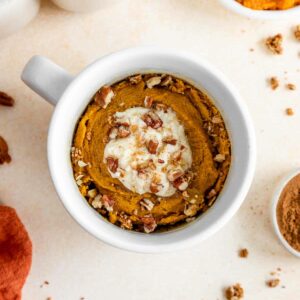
left=266, top=278, right=280, bottom=288
left=238, top=248, right=249, bottom=258
left=270, top=77, right=279, bottom=90
left=286, top=108, right=294, bottom=116
left=286, top=83, right=296, bottom=90
left=294, top=25, right=300, bottom=41
left=225, top=283, right=244, bottom=300
left=265, top=34, right=283, bottom=55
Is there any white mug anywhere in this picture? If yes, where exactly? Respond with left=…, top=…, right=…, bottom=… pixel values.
left=0, top=0, right=40, bottom=39
left=21, top=47, right=256, bottom=253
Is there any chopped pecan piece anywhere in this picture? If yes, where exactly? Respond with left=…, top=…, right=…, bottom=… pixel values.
left=266, top=279, right=280, bottom=288
left=140, top=198, right=155, bottom=211
left=91, top=195, right=102, bottom=209
left=117, top=125, right=131, bottom=138
left=146, top=76, right=161, bottom=89
left=225, top=283, right=244, bottom=300
left=294, top=25, right=300, bottom=41
left=119, top=212, right=133, bottom=230
left=144, top=96, right=154, bottom=108
left=214, top=154, right=226, bottom=163
left=150, top=182, right=163, bottom=194
left=162, top=137, right=177, bottom=145
left=173, top=176, right=189, bottom=191
left=129, top=74, right=142, bottom=85
left=207, top=189, right=217, bottom=199
left=146, top=139, right=159, bottom=154
left=0, top=91, right=14, bottom=107
left=102, top=194, right=114, bottom=212
left=270, top=77, right=279, bottom=90
left=212, top=116, right=222, bottom=124
left=167, top=168, right=184, bottom=182
left=106, top=156, right=118, bottom=173
left=155, top=103, right=168, bottom=112
left=184, top=203, right=198, bottom=217
left=141, top=111, right=163, bottom=129
left=94, top=85, right=114, bottom=108
left=158, top=159, right=165, bottom=164
left=160, top=75, right=173, bottom=86
left=0, top=136, right=11, bottom=164
left=265, top=34, right=283, bottom=55
left=141, top=215, right=157, bottom=233
left=109, top=127, right=118, bottom=140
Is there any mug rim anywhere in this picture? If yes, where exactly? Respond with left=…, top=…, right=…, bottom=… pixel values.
left=47, top=46, right=256, bottom=253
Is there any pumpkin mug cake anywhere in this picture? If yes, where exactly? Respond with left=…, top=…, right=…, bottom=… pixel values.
left=71, top=73, right=231, bottom=233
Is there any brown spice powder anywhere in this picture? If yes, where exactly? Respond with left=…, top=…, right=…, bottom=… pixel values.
left=277, top=173, right=300, bottom=252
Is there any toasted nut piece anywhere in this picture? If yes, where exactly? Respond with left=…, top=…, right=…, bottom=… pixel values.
left=162, top=137, right=177, bottom=145
left=94, top=85, right=114, bottom=108
left=155, top=103, right=169, bottom=112
left=109, top=127, right=118, bottom=140
left=144, top=96, right=154, bottom=108
left=158, top=159, right=165, bottom=164
left=146, top=139, right=159, bottom=154
left=129, top=74, right=142, bottom=84
left=91, top=194, right=102, bottom=209
left=102, top=194, right=114, bottom=212
left=150, top=182, right=163, bottom=194
left=214, top=154, right=226, bottom=163
left=0, top=136, right=11, bottom=164
left=239, top=248, right=249, bottom=258
left=160, top=75, right=173, bottom=86
left=286, top=83, right=296, bottom=90
left=225, top=283, right=244, bottom=300
left=141, top=111, right=163, bottom=129
left=270, top=77, right=279, bottom=90
left=207, top=189, right=217, bottom=199
left=167, top=168, right=184, bottom=182
left=184, top=203, right=198, bottom=217
left=211, top=116, right=222, bottom=124
left=119, top=212, right=133, bottom=230
left=117, top=125, right=131, bottom=138
left=106, top=156, right=118, bottom=173
left=146, top=76, right=161, bottom=89
left=0, top=91, right=14, bottom=107
left=266, top=279, right=280, bottom=288
left=87, top=189, right=98, bottom=198
left=265, top=34, right=283, bottom=55
left=78, top=160, right=88, bottom=168
left=140, top=198, right=155, bottom=211
left=141, top=215, right=157, bottom=233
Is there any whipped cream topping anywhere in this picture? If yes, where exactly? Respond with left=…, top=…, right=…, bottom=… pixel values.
left=103, top=106, right=192, bottom=197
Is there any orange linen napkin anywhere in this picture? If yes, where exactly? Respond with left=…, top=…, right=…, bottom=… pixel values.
left=0, top=206, right=32, bottom=300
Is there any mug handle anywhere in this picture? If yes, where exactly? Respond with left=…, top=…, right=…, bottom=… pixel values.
left=21, top=56, right=74, bottom=106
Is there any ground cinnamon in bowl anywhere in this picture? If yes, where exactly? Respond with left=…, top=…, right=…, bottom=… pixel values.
left=276, top=173, right=300, bottom=253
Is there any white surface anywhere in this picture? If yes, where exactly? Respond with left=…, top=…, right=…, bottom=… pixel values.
left=0, top=0, right=40, bottom=38
left=0, top=0, right=300, bottom=299
left=104, top=106, right=192, bottom=197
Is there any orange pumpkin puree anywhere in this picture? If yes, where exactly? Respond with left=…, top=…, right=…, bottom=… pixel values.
left=237, top=0, right=300, bottom=10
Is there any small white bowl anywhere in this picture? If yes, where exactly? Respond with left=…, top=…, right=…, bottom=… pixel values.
left=272, top=169, right=300, bottom=258
left=219, top=0, right=300, bottom=20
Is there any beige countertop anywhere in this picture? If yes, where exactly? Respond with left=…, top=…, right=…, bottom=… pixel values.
left=0, top=0, right=300, bottom=299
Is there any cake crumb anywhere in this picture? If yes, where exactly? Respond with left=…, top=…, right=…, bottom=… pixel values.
left=294, top=25, right=300, bottom=41
left=270, top=77, right=279, bottom=90
left=265, top=34, right=283, bottom=55
left=238, top=248, right=249, bottom=258
left=225, top=283, right=244, bottom=300
left=286, top=83, right=296, bottom=90
left=286, top=108, right=294, bottom=116
left=266, top=278, right=280, bottom=288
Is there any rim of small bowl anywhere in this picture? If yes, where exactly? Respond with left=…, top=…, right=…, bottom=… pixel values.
left=271, top=168, right=300, bottom=258
left=218, top=0, right=300, bottom=20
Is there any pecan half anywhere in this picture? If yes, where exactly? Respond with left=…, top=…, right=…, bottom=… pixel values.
left=106, top=156, right=118, bottom=173
left=102, top=194, right=114, bottom=212
left=0, top=91, right=14, bottom=107
left=141, top=111, right=163, bottom=129
left=162, top=137, right=177, bottom=145
left=0, top=136, right=11, bottom=164
left=94, top=85, right=114, bottom=108
left=141, top=215, right=157, bottom=233
left=146, top=139, right=159, bottom=154
left=146, top=76, right=161, bottom=89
